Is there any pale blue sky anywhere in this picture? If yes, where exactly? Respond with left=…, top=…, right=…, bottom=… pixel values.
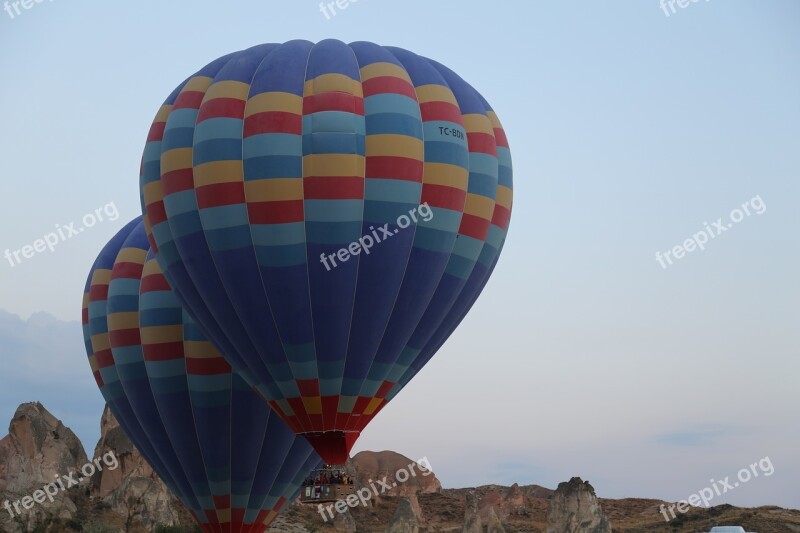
left=0, top=0, right=798, bottom=509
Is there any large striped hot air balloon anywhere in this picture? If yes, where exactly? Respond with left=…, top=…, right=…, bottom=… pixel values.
left=140, top=39, right=513, bottom=464
left=82, top=217, right=321, bottom=533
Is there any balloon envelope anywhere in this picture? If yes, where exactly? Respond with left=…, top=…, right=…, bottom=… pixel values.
left=140, top=39, right=513, bottom=464
left=83, top=217, right=321, bottom=533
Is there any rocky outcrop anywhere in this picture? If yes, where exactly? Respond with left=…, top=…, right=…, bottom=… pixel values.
left=334, top=507, right=357, bottom=532
left=546, top=477, right=612, bottom=533
left=463, top=491, right=483, bottom=533
left=486, top=506, right=506, bottom=533
left=0, top=402, right=86, bottom=533
left=349, top=450, right=440, bottom=525
left=91, top=404, right=185, bottom=530
left=0, top=402, right=88, bottom=493
left=387, top=496, right=419, bottom=533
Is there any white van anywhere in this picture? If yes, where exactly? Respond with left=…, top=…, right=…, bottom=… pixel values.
left=708, top=527, right=754, bottom=533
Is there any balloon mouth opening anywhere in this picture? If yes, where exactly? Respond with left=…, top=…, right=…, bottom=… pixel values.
left=303, top=431, right=360, bottom=465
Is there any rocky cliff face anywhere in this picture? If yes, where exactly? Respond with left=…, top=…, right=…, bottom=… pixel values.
left=90, top=405, right=186, bottom=531
left=546, top=477, right=612, bottom=533
left=0, top=403, right=88, bottom=533
left=387, top=496, right=420, bottom=533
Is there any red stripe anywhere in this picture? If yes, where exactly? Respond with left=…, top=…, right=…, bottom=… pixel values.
left=459, top=213, right=492, bottom=241
left=173, top=90, right=205, bottom=110
left=365, top=156, right=423, bottom=182
left=322, top=396, right=339, bottom=427
left=296, top=379, right=320, bottom=397
left=146, top=122, right=166, bottom=143
left=247, top=200, right=304, bottom=224
left=186, top=356, right=232, bottom=376
left=147, top=200, right=167, bottom=226
left=304, top=176, right=364, bottom=199
left=140, top=273, right=171, bottom=293
left=376, top=381, right=394, bottom=399
left=89, top=284, right=109, bottom=302
left=93, top=371, right=104, bottom=388
left=492, top=205, right=511, bottom=230
left=362, top=76, right=417, bottom=99
left=197, top=98, right=246, bottom=122
left=95, top=348, right=114, bottom=369
left=243, top=111, right=302, bottom=137
left=142, top=342, right=184, bottom=362
left=493, top=127, right=509, bottom=148
left=196, top=182, right=245, bottom=209
left=111, top=261, right=144, bottom=280
left=109, top=328, right=140, bottom=348
left=467, top=132, right=498, bottom=156
left=303, top=93, right=364, bottom=115
left=82, top=307, right=88, bottom=325
left=421, top=184, right=466, bottom=211
left=162, top=168, right=195, bottom=196
left=420, top=101, right=463, bottom=124
left=213, top=495, right=231, bottom=510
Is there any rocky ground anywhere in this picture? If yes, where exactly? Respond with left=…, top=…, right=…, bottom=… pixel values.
left=1, top=402, right=798, bottom=532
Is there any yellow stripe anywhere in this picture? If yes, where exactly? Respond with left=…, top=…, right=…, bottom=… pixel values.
left=245, top=178, right=304, bottom=202
left=363, top=397, right=384, bottom=416
left=303, top=154, right=365, bottom=177
left=154, top=105, right=172, bottom=124
left=204, top=80, right=250, bottom=102
left=140, top=325, right=183, bottom=344
left=365, top=135, right=423, bottom=159
left=115, top=247, right=147, bottom=265
left=82, top=293, right=89, bottom=307
left=496, top=185, right=513, bottom=209
left=184, top=341, right=221, bottom=359
left=304, top=74, right=363, bottom=97
left=107, top=312, right=140, bottom=330
left=302, top=396, right=323, bottom=415
left=486, top=110, right=503, bottom=129
left=161, top=148, right=193, bottom=174
left=463, top=114, right=494, bottom=135
left=245, top=92, right=303, bottom=117
left=91, top=269, right=112, bottom=286
left=88, top=355, right=98, bottom=373
left=463, top=193, right=496, bottom=220
left=142, top=182, right=163, bottom=208
left=141, top=258, right=162, bottom=277
left=359, top=62, right=411, bottom=83
left=216, top=509, right=231, bottom=523
left=91, top=334, right=110, bottom=352
left=415, top=84, right=458, bottom=106
left=424, top=163, right=469, bottom=190
left=182, top=76, right=214, bottom=93
left=193, top=161, right=243, bottom=187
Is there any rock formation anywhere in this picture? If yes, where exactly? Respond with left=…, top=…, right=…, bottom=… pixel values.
left=486, top=506, right=506, bottom=533
left=349, top=450, right=440, bottom=525
left=0, top=402, right=87, bottom=533
left=387, top=496, right=419, bottom=533
left=463, top=491, right=483, bottom=533
left=546, top=477, right=612, bottom=533
left=91, top=404, right=186, bottom=530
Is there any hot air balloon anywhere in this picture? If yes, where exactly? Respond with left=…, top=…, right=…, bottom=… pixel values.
left=83, top=217, right=321, bottom=532
left=140, top=39, right=513, bottom=465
